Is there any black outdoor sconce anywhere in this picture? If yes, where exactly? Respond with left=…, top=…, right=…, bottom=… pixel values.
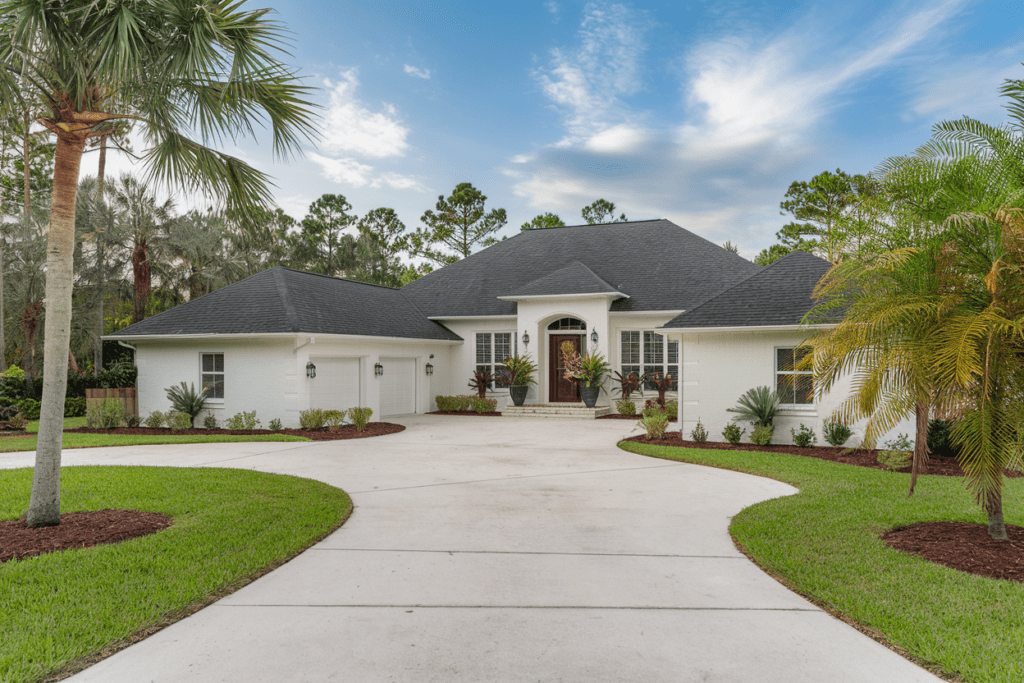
left=590, top=327, right=599, bottom=345
left=306, top=361, right=316, bottom=379
left=425, top=363, right=434, bottom=376
left=522, top=330, right=530, bottom=346
left=374, top=362, right=384, bottom=377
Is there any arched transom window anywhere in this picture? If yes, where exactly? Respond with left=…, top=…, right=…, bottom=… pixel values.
left=547, top=317, right=587, bottom=330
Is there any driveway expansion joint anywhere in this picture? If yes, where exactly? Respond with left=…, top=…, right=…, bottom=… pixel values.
left=213, top=604, right=823, bottom=612
left=311, top=548, right=745, bottom=559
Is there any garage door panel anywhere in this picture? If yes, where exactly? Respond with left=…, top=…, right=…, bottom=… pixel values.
left=380, top=357, right=415, bottom=416
left=310, top=358, right=361, bottom=411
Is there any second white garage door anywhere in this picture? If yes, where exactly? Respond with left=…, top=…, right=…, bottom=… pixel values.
left=309, top=357, right=361, bottom=411
left=380, top=357, right=416, bottom=416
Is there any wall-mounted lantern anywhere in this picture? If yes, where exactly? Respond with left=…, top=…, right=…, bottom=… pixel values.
left=522, top=330, right=530, bottom=346
left=374, top=362, right=384, bottom=377
left=305, top=361, right=316, bottom=379
left=425, top=363, right=434, bottom=376
left=590, top=327, right=599, bottom=345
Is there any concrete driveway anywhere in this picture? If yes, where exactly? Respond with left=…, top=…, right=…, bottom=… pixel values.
left=1, top=415, right=940, bottom=682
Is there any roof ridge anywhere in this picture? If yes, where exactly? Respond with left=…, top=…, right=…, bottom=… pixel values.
left=279, top=266, right=402, bottom=290
left=527, top=218, right=666, bottom=231
left=565, top=260, right=621, bottom=293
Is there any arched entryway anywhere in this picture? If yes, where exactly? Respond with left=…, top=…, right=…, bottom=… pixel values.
left=547, top=317, right=586, bottom=402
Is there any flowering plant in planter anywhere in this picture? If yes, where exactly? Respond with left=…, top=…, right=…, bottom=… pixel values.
left=500, top=354, right=538, bottom=387
left=560, top=341, right=611, bottom=388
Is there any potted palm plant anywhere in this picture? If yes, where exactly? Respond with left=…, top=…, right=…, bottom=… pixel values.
left=500, top=354, right=538, bottom=406
left=560, top=341, right=611, bottom=408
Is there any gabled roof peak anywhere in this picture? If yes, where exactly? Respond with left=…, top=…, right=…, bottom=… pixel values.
left=502, top=260, right=625, bottom=299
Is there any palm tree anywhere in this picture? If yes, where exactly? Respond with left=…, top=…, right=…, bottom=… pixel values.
left=0, top=0, right=317, bottom=527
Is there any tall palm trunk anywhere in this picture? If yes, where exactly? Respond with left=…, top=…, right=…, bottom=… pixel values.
left=908, top=400, right=930, bottom=495
left=26, top=134, right=85, bottom=528
left=94, top=133, right=107, bottom=375
left=986, top=493, right=1007, bottom=541
left=133, top=238, right=150, bottom=323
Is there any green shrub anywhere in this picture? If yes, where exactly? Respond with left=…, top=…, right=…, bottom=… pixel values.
left=727, top=386, right=783, bottom=427
left=436, top=395, right=474, bottom=412
left=323, top=409, right=347, bottom=432
left=722, top=423, right=745, bottom=444
left=637, top=411, right=669, bottom=440
left=126, top=414, right=141, bottom=428
left=225, top=411, right=261, bottom=430
left=823, top=420, right=852, bottom=447
left=791, top=423, right=817, bottom=448
left=165, top=382, right=207, bottom=427
left=927, top=419, right=959, bottom=458
left=64, top=396, right=87, bottom=417
left=203, top=414, right=218, bottom=429
left=349, top=407, right=373, bottom=431
left=751, top=424, right=774, bottom=446
left=166, top=411, right=194, bottom=431
left=663, top=400, right=678, bottom=417
left=642, top=402, right=666, bottom=419
left=470, top=397, right=497, bottom=414
left=690, top=419, right=708, bottom=443
left=877, top=449, right=911, bottom=471
left=143, top=411, right=165, bottom=428
left=3, top=364, right=24, bottom=378
left=17, top=398, right=40, bottom=420
left=86, top=398, right=127, bottom=428
left=299, top=408, right=328, bottom=430
left=615, top=399, right=636, bottom=416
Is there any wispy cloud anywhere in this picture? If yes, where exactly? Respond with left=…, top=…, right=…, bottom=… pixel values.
left=403, top=64, right=432, bottom=80
left=320, top=69, right=409, bottom=158
left=309, top=152, right=427, bottom=192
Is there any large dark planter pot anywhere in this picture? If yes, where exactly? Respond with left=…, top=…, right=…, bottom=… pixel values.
left=580, top=384, right=600, bottom=408
left=509, top=385, right=529, bottom=407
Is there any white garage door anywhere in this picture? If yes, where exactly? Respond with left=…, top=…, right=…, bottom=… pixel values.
left=309, top=357, right=361, bottom=411
left=380, top=357, right=416, bottom=416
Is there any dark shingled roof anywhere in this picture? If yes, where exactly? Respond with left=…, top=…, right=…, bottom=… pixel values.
left=401, top=219, right=762, bottom=316
left=661, top=251, right=834, bottom=329
left=110, top=267, right=461, bottom=341
left=504, top=260, right=624, bottom=298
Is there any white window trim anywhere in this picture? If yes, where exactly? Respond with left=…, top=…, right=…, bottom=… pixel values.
left=775, top=346, right=814, bottom=407
left=200, top=352, right=225, bottom=402
left=474, top=330, right=516, bottom=391
left=617, top=329, right=680, bottom=393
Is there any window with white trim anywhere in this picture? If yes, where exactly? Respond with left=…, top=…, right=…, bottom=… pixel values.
left=476, top=332, right=513, bottom=389
left=201, top=353, right=224, bottom=399
left=620, top=331, right=678, bottom=390
left=776, top=347, right=813, bottom=405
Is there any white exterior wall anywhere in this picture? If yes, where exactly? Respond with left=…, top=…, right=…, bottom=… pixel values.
left=678, top=329, right=913, bottom=447
left=609, top=312, right=681, bottom=410
left=439, top=318, right=519, bottom=409
left=133, top=335, right=457, bottom=427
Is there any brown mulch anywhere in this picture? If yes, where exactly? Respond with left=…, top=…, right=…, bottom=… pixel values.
left=620, top=430, right=1021, bottom=478
left=427, top=411, right=502, bottom=417
left=0, top=509, right=173, bottom=564
left=883, top=522, right=1024, bottom=582
left=58, top=422, right=405, bottom=440
left=598, top=413, right=677, bottom=422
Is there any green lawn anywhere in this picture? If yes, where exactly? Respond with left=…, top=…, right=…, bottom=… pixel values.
left=0, top=466, right=351, bottom=682
left=619, top=440, right=1023, bottom=683
left=0, top=416, right=309, bottom=452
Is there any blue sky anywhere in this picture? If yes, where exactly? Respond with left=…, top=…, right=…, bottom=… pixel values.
left=97, top=0, right=1024, bottom=259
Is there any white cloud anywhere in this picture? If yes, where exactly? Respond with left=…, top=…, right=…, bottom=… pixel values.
left=320, top=69, right=410, bottom=159
left=905, top=46, right=1023, bottom=122
left=403, top=64, right=431, bottom=80
left=309, top=152, right=428, bottom=192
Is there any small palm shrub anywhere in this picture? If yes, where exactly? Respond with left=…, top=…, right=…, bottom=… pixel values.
left=349, top=407, right=373, bottom=431
left=165, top=382, right=208, bottom=427
left=727, top=386, right=783, bottom=427
left=299, top=408, right=328, bottom=429
left=750, top=424, right=774, bottom=446
left=722, top=423, right=745, bottom=444
left=225, top=411, right=261, bottom=430
left=611, top=371, right=644, bottom=400
left=323, top=409, right=347, bottom=432
left=615, top=399, right=636, bottom=416
left=468, top=370, right=493, bottom=399
left=639, top=411, right=669, bottom=440
left=501, top=354, right=538, bottom=386
left=877, top=433, right=912, bottom=471
left=166, top=411, right=193, bottom=430
left=690, top=419, right=708, bottom=443
left=268, top=418, right=283, bottom=431
left=86, top=398, right=127, bottom=428
left=470, top=397, right=498, bottom=414
left=203, top=414, right=219, bottom=429
left=143, top=411, right=165, bottom=428
left=791, top=423, right=817, bottom=448
left=823, top=420, right=852, bottom=447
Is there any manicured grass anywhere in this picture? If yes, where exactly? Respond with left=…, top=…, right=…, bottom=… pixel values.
left=0, top=466, right=351, bottom=682
left=619, top=441, right=1023, bottom=683
left=26, top=416, right=87, bottom=432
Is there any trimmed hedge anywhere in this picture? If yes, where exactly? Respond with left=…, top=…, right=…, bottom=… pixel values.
left=0, top=363, right=137, bottom=405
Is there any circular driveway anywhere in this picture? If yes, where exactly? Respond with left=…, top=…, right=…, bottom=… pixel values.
left=1, top=415, right=940, bottom=682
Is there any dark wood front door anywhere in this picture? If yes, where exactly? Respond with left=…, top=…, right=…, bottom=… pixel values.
left=550, top=335, right=583, bottom=402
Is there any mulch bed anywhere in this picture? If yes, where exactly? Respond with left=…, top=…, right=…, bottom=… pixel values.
left=883, top=522, right=1024, bottom=582
left=598, top=413, right=677, bottom=422
left=427, top=411, right=502, bottom=417
left=620, top=430, right=1020, bottom=478
left=58, top=423, right=405, bottom=440
left=1, top=509, right=172, bottom=564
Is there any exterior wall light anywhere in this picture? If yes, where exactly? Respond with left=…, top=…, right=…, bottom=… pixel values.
left=590, top=328, right=599, bottom=345
left=374, top=362, right=384, bottom=377
left=425, top=363, right=433, bottom=376
left=522, top=330, right=530, bottom=346
left=305, top=361, right=316, bottom=379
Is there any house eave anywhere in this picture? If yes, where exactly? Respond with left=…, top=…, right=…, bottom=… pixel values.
left=103, top=331, right=463, bottom=345
left=496, top=292, right=628, bottom=302
left=660, top=323, right=837, bottom=333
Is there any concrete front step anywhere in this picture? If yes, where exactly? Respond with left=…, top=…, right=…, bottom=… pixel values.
left=503, top=404, right=611, bottom=419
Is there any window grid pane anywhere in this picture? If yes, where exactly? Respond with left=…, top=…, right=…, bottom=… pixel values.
left=668, top=341, right=679, bottom=364
left=494, top=333, right=511, bottom=364
left=476, top=333, right=492, bottom=364
left=643, top=332, right=664, bottom=365
left=776, top=347, right=813, bottom=404
left=621, top=331, right=640, bottom=365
